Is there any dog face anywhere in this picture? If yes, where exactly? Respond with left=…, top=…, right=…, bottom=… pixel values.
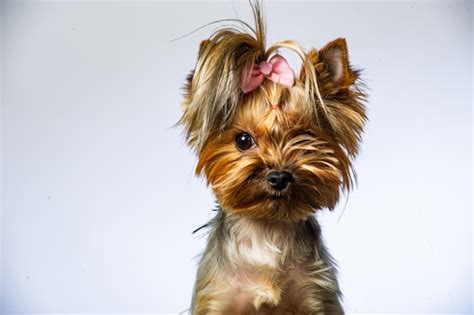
left=196, top=81, right=351, bottom=221
left=181, top=17, right=366, bottom=222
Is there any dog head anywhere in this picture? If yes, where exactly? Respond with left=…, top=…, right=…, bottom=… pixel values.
left=180, top=6, right=366, bottom=222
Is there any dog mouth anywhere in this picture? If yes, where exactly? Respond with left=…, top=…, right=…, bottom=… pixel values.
left=224, top=176, right=319, bottom=221
left=267, top=186, right=291, bottom=200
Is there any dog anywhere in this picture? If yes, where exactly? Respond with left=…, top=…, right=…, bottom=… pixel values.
left=180, top=3, right=367, bottom=314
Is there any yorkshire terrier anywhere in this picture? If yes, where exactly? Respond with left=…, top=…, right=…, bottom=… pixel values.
left=180, top=3, right=366, bottom=314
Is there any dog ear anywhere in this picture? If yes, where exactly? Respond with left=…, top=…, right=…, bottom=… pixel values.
left=181, top=38, right=232, bottom=152
left=318, top=38, right=356, bottom=86
left=183, top=40, right=211, bottom=97
left=180, top=35, right=252, bottom=152
left=198, top=39, right=211, bottom=56
left=180, top=3, right=268, bottom=152
left=180, top=32, right=266, bottom=153
left=302, top=38, right=367, bottom=157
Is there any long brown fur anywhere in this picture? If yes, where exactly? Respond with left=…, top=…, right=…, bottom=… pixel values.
left=180, top=2, right=367, bottom=314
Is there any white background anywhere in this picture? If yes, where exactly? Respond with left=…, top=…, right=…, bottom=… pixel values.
left=1, top=0, right=472, bottom=314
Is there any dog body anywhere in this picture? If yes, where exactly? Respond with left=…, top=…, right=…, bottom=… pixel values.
left=180, top=5, right=366, bottom=314
left=192, top=211, right=342, bottom=314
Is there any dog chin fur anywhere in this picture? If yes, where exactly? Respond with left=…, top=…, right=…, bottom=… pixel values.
left=180, top=3, right=367, bottom=314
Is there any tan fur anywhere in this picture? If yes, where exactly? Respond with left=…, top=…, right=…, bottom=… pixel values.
left=180, top=2, right=367, bottom=314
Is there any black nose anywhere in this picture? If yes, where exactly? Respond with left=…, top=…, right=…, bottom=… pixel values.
left=266, top=171, right=293, bottom=191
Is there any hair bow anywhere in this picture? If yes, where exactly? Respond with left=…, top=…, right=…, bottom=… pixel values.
left=240, top=54, right=295, bottom=94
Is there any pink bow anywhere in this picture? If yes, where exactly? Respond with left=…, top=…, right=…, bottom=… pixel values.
left=240, top=54, right=295, bottom=94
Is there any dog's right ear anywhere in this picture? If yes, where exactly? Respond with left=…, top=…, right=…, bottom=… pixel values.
left=180, top=4, right=266, bottom=152
left=183, top=40, right=211, bottom=100
left=198, top=39, right=211, bottom=56
left=180, top=32, right=264, bottom=152
left=181, top=39, right=217, bottom=151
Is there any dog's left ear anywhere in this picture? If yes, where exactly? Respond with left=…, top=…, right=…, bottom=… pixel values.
left=301, top=38, right=367, bottom=157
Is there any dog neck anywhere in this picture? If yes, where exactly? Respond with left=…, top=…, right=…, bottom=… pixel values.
left=213, top=209, right=322, bottom=271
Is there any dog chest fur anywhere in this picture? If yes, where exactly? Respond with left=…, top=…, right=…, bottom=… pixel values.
left=191, top=210, right=343, bottom=314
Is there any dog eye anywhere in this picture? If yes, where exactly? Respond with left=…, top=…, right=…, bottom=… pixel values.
left=235, top=132, right=254, bottom=151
